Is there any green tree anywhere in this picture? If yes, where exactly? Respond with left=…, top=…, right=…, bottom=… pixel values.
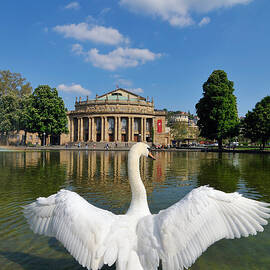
left=19, top=95, right=35, bottom=145
left=171, top=121, right=189, bottom=142
left=0, top=94, right=20, bottom=144
left=197, top=154, right=240, bottom=192
left=242, top=96, right=270, bottom=149
left=195, top=70, right=239, bottom=150
left=0, top=70, right=32, bottom=144
left=0, top=70, right=32, bottom=97
left=25, top=85, right=68, bottom=145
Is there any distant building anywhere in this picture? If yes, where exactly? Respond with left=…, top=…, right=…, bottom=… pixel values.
left=170, top=112, right=189, bottom=123
left=67, top=88, right=170, bottom=145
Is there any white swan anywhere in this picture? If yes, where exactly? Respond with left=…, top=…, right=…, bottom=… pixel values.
left=23, top=142, right=270, bottom=270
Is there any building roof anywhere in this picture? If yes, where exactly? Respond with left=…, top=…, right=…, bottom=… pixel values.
left=97, top=88, right=146, bottom=101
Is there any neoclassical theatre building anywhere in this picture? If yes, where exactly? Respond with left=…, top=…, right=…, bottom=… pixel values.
left=67, top=88, right=170, bottom=145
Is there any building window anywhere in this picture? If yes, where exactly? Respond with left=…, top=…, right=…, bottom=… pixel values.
left=146, top=120, right=151, bottom=131
left=134, top=118, right=139, bottom=132
left=121, top=118, right=127, bottom=130
left=96, top=118, right=101, bottom=131
left=108, top=118, right=114, bottom=130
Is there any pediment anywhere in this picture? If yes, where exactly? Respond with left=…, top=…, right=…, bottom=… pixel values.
left=98, top=88, right=145, bottom=101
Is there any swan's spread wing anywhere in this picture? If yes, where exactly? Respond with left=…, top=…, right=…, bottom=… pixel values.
left=137, top=186, right=270, bottom=270
left=23, top=189, right=120, bottom=270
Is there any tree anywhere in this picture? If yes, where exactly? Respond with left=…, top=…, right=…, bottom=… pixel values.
left=242, top=96, right=270, bottom=149
left=25, top=85, right=68, bottom=145
left=195, top=70, right=239, bottom=150
left=0, top=94, right=20, bottom=144
left=0, top=70, right=32, bottom=97
left=0, top=70, right=32, bottom=144
left=19, top=95, right=35, bottom=145
left=171, top=121, right=189, bottom=142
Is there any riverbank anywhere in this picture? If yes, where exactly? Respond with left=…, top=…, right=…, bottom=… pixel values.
left=1, top=145, right=270, bottom=154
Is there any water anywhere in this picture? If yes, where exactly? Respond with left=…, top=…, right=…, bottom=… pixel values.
left=1, top=150, right=270, bottom=270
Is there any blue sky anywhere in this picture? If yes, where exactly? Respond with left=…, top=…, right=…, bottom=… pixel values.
left=1, top=0, right=269, bottom=116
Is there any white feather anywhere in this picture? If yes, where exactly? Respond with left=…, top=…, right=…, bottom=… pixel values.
left=137, top=186, right=270, bottom=270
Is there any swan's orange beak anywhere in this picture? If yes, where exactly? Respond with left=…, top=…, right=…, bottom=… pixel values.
left=148, top=152, right=156, bottom=160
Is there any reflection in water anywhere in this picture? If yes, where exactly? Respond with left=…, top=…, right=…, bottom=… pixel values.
left=197, top=152, right=240, bottom=192
left=238, top=154, right=270, bottom=202
left=1, top=151, right=270, bottom=269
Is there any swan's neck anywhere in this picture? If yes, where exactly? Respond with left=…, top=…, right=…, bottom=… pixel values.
left=126, top=152, right=150, bottom=216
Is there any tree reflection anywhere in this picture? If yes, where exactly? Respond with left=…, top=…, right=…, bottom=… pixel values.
left=239, top=154, right=270, bottom=201
left=0, top=151, right=67, bottom=201
left=197, top=152, right=240, bottom=192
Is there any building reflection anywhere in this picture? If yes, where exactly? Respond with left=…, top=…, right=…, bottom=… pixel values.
left=3, top=150, right=201, bottom=187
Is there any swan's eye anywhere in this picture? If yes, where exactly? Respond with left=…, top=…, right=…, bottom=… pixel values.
left=147, top=147, right=151, bottom=151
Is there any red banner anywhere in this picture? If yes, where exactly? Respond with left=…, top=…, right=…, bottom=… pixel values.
left=157, top=119, right=162, bottom=133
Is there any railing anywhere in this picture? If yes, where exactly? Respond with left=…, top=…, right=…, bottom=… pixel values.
left=76, top=99, right=154, bottom=107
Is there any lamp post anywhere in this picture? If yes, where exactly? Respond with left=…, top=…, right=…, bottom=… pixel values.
left=43, top=132, right=46, bottom=146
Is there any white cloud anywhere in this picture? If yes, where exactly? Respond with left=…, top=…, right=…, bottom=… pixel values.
left=86, top=47, right=162, bottom=71
left=100, top=7, right=111, bottom=15
left=198, top=16, right=211, bottom=27
left=120, top=0, right=252, bottom=27
left=71, top=43, right=84, bottom=55
left=117, top=78, right=133, bottom=87
left=57, top=83, right=91, bottom=95
left=128, top=88, right=144, bottom=94
left=65, top=2, right=80, bottom=10
left=53, top=23, right=129, bottom=45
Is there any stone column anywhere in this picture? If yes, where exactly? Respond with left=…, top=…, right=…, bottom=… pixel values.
left=78, top=118, right=81, bottom=142
left=88, top=117, right=92, bottom=141
left=70, top=117, right=73, bottom=142
left=92, top=117, right=96, bottom=142
left=77, top=118, right=80, bottom=141
left=143, top=117, right=147, bottom=142
left=101, top=117, right=104, bottom=142
left=71, top=118, right=75, bottom=142
left=118, top=117, right=121, bottom=142
left=81, top=118, right=84, bottom=142
left=78, top=118, right=81, bottom=141
left=104, top=116, right=108, bottom=141
left=140, top=117, right=143, bottom=142
left=114, top=116, right=117, bottom=142
left=152, top=118, right=155, bottom=144
left=131, top=117, right=134, bottom=141
left=128, top=117, right=131, bottom=142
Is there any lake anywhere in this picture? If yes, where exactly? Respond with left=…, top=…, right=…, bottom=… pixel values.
left=1, top=150, right=270, bottom=270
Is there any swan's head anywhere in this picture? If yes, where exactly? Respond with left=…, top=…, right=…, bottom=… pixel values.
left=129, top=142, right=155, bottom=160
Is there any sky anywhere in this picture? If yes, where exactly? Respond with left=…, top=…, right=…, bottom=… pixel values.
left=0, top=0, right=269, bottom=116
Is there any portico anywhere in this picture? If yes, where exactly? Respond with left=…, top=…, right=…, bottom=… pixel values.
left=70, top=116, right=153, bottom=143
